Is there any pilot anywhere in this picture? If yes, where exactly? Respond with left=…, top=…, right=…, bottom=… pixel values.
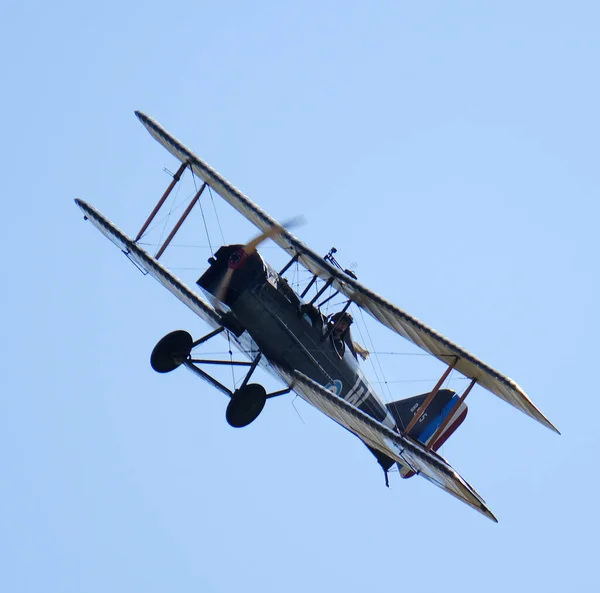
left=329, top=311, right=353, bottom=357
left=328, top=311, right=370, bottom=360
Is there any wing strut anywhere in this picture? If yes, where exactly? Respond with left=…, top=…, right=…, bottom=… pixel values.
left=156, top=182, right=207, bottom=259
left=278, top=253, right=299, bottom=276
left=402, top=359, right=458, bottom=435
left=308, top=278, right=334, bottom=305
left=300, top=275, right=318, bottom=298
left=134, top=160, right=188, bottom=241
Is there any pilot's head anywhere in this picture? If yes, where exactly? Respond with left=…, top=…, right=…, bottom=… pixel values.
left=331, top=311, right=353, bottom=334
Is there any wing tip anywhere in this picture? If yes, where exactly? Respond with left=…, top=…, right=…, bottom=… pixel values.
left=74, top=197, right=88, bottom=212
left=483, top=506, right=499, bottom=523
left=513, top=385, right=560, bottom=435
left=134, top=110, right=153, bottom=128
left=537, top=413, right=560, bottom=435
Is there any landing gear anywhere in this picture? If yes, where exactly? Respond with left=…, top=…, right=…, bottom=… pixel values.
left=151, top=329, right=289, bottom=427
left=226, top=384, right=267, bottom=427
left=150, top=330, right=193, bottom=373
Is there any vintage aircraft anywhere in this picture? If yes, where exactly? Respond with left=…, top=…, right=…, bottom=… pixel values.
left=76, top=111, right=559, bottom=522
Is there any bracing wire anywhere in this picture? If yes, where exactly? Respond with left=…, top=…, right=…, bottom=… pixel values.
left=292, top=261, right=299, bottom=292
left=207, top=186, right=226, bottom=245
left=154, top=170, right=184, bottom=257
left=140, top=191, right=196, bottom=243
left=347, top=315, right=397, bottom=420
left=138, top=242, right=213, bottom=249
left=291, top=396, right=306, bottom=424
left=371, top=377, right=469, bottom=385
left=191, top=172, right=213, bottom=255
left=355, top=307, right=395, bottom=402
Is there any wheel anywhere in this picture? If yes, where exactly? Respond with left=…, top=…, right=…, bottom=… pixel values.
left=150, top=330, right=193, bottom=373
left=226, top=384, right=267, bottom=428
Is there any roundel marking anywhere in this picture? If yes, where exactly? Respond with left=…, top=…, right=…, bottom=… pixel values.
left=325, top=379, right=343, bottom=396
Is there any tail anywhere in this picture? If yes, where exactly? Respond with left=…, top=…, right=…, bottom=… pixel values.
left=386, top=389, right=468, bottom=478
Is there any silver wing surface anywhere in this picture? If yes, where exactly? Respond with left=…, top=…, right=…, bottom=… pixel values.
left=136, top=111, right=558, bottom=435
left=275, top=367, right=497, bottom=522
left=75, top=198, right=222, bottom=330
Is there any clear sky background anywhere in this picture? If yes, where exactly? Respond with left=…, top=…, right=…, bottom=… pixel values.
left=1, top=1, right=599, bottom=591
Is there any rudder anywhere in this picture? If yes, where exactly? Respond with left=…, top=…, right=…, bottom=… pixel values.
left=386, top=389, right=468, bottom=478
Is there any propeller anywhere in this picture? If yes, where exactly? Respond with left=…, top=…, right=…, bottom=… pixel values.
left=214, top=267, right=236, bottom=303
left=214, top=217, right=304, bottom=302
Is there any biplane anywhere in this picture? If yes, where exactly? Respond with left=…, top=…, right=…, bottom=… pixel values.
left=76, top=111, right=559, bottom=522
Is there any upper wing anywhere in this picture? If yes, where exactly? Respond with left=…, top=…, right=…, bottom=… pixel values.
left=275, top=366, right=497, bottom=522
left=75, top=198, right=223, bottom=330
left=135, top=111, right=558, bottom=435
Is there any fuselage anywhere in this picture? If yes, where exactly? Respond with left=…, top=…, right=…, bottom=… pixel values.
left=197, top=245, right=397, bottom=430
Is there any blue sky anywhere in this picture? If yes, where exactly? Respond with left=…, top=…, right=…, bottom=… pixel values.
left=2, top=1, right=599, bottom=591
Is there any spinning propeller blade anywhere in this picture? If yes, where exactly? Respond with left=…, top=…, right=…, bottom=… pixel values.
left=244, top=216, right=304, bottom=255
left=214, top=216, right=304, bottom=302
left=214, top=267, right=235, bottom=302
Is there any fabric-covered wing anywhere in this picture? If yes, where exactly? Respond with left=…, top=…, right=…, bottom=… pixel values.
left=276, top=367, right=497, bottom=522
left=75, top=199, right=222, bottom=330
left=135, top=111, right=558, bottom=435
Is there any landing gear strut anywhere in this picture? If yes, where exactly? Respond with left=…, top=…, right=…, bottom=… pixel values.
left=151, top=329, right=290, bottom=428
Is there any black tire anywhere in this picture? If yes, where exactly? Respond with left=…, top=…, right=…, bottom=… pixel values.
left=226, top=384, right=267, bottom=428
left=150, top=330, right=193, bottom=373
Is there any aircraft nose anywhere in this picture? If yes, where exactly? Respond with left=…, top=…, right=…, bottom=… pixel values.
left=228, top=248, right=248, bottom=269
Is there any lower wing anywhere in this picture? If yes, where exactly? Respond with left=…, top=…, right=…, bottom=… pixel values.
left=75, top=198, right=223, bottom=330
left=275, top=366, right=497, bottom=522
